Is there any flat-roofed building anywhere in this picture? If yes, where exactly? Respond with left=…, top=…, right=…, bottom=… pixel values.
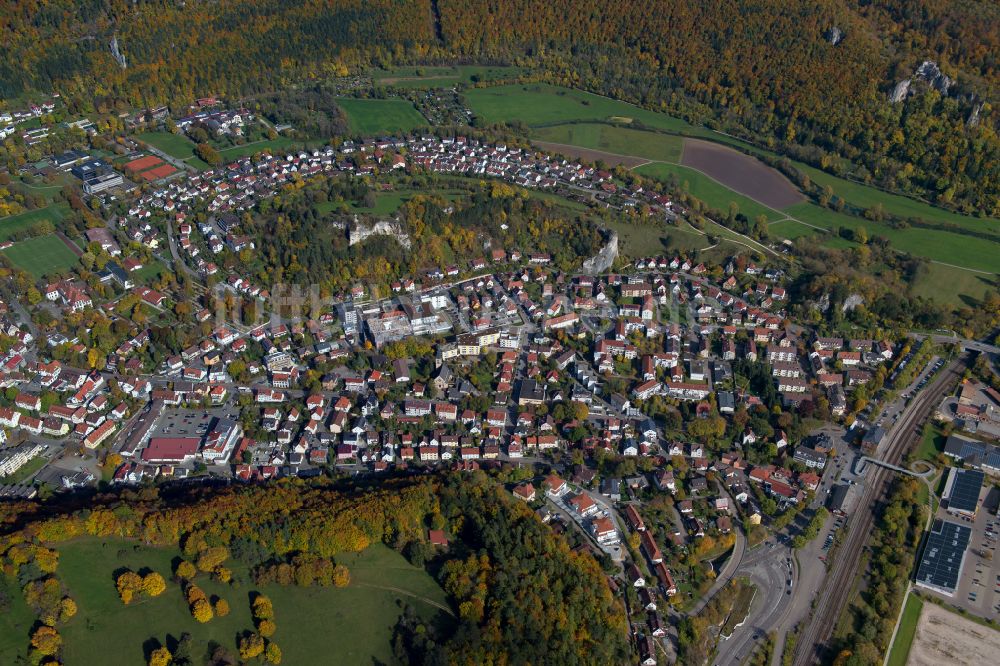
left=915, top=519, right=972, bottom=597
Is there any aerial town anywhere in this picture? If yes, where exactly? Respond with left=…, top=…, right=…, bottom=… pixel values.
left=0, top=65, right=998, bottom=666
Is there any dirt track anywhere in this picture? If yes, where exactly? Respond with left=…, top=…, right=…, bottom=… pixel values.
left=533, top=141, right=650, bottom=168
left=681, top=139, right=804, bottom=209
left=908, top=602, right=1000, bottom=665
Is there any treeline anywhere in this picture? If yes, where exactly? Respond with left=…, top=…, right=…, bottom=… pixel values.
left=829, top=477, right=925, bottom=665
left=787, top=241, right=1000, bottom=339
left=0, top=472, right=628, bottom=665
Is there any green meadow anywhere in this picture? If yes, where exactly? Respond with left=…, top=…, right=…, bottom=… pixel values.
left=337, top=98, right=427, bottom=135
left=46, top=538, right=451, bottom=666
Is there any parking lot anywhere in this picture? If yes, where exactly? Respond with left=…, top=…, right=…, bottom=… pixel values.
left=153, top=407, right=237, bottom=439
left=936, top=486, right=1000, bottom=618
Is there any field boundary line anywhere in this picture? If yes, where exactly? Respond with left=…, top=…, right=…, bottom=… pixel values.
left=352, top=581, right=456, bottom=616
left=928, top=260, right=996, bottom=275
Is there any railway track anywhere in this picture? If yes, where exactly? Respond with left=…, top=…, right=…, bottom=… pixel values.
left=792, top=356, right=966, bottom=665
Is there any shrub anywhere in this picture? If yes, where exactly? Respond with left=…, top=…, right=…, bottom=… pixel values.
left=265, top=642, right=282, bottom=664
left=252, top=595, right=274, bottom=620
left=148, top=646, right=172, bottom=666
left=116, top=571, right=143, bottom=604
left=191, top=597, right=213, bottom=623
left=238, top=633, right=265, bottom=660
left=257, top=618, right=276, bottom=638
left=31, top=625, right=62, bottom=656
left=175, top=560, right=196, bottom=580
left=142, top=572, right=166, bottom=597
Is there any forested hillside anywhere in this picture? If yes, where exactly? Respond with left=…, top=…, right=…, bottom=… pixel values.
left=0, top=473, right=630, bottom=665
left=0, top=0, right=436, bottom=106
left=1, top=0, right=998, bottom=213
left=438, top=0, right=999, bottom=215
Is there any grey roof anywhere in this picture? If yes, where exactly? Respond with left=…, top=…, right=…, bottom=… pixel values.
left=862, top=425, right=886, bottom=446
left=828, top=483, right=855, bottom=514
left=793, top=446, right=827, bottom=465
left=944, top=434, right=1000, bottom=471
left=915, top=519, right=971, bottom=594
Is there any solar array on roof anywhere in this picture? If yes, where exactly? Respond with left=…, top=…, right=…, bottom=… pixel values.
left=945, top=468, right=984, bottom=515
left=944, top=434, right=1000, bottom=470
left=915, top=519, right=971, bottom=595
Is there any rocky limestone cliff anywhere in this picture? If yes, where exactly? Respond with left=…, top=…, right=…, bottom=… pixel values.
left=348, top=216, right=412, bottom=249
left=581, top=231, right=618, bottom=275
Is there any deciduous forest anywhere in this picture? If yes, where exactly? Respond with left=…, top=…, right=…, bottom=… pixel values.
left=2, top=1, right=997, bottom=214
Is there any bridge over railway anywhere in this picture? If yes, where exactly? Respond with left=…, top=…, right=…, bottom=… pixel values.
left=854, top=456, right=936, bottom=479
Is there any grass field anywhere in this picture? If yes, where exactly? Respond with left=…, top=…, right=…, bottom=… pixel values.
left=913, top=424, right=947, bottom=463
left=767, top=219, right=819, bottom=240
left=779, top=202, right=1000, bottom=274
left=910, top=262, right=997, bottom=305
left=604, top=218, right=705, bottom=256
left=318, top=187, right=469, bottom=216
left=887, top=592, right=924, bottom=666
left=217, top=137, right=300, bottom=161
left=0, top=576, right=36, bottom=663
left=133, top=260, right=166, bottom=285
left=533, top=123, right=683, bottom=162
left=374, top=65, right=524, bottom=88
left=2, top=234, right=78, bottom=278
left=602, top=218, right=749, bottom=267
left=337, top=98, right=426, bottom=136
left=721, top=582, right=757, bottom=636
left=0, top=204, right=68, bottom=241
left=465, top=84, right=700, bottom=134
left=1, top=454, right=46, bottom=483
left=635, top=162, right=782, bottom=222
left=54, top=538, right=450, bottom=666
left=137, top=132, right=211, bottom=170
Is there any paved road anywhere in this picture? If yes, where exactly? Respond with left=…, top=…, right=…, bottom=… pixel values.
left=164, top=217, right=201, bottom=280
left=690, top=487, right=747, bottom=615
left=714, top=540, right=796, bottom=665
left=909, top=331, right=1000, bottom=355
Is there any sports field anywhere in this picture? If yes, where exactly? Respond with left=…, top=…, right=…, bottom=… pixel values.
left=0, top=204, right=68, bottom=241
left=137, top=132, right=211, bottom=169
left=374, top=65, right=524, bottom=88
left=51, top=538, right=451, bottom=666
left=1, top=234, right=78, bottom=278
left=337, top=98, right=426, bottom=135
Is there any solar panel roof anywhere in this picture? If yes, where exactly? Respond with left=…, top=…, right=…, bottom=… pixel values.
left=915, top=519, right=972, bottom=594
left=946, top=468, right=984, bottom=514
